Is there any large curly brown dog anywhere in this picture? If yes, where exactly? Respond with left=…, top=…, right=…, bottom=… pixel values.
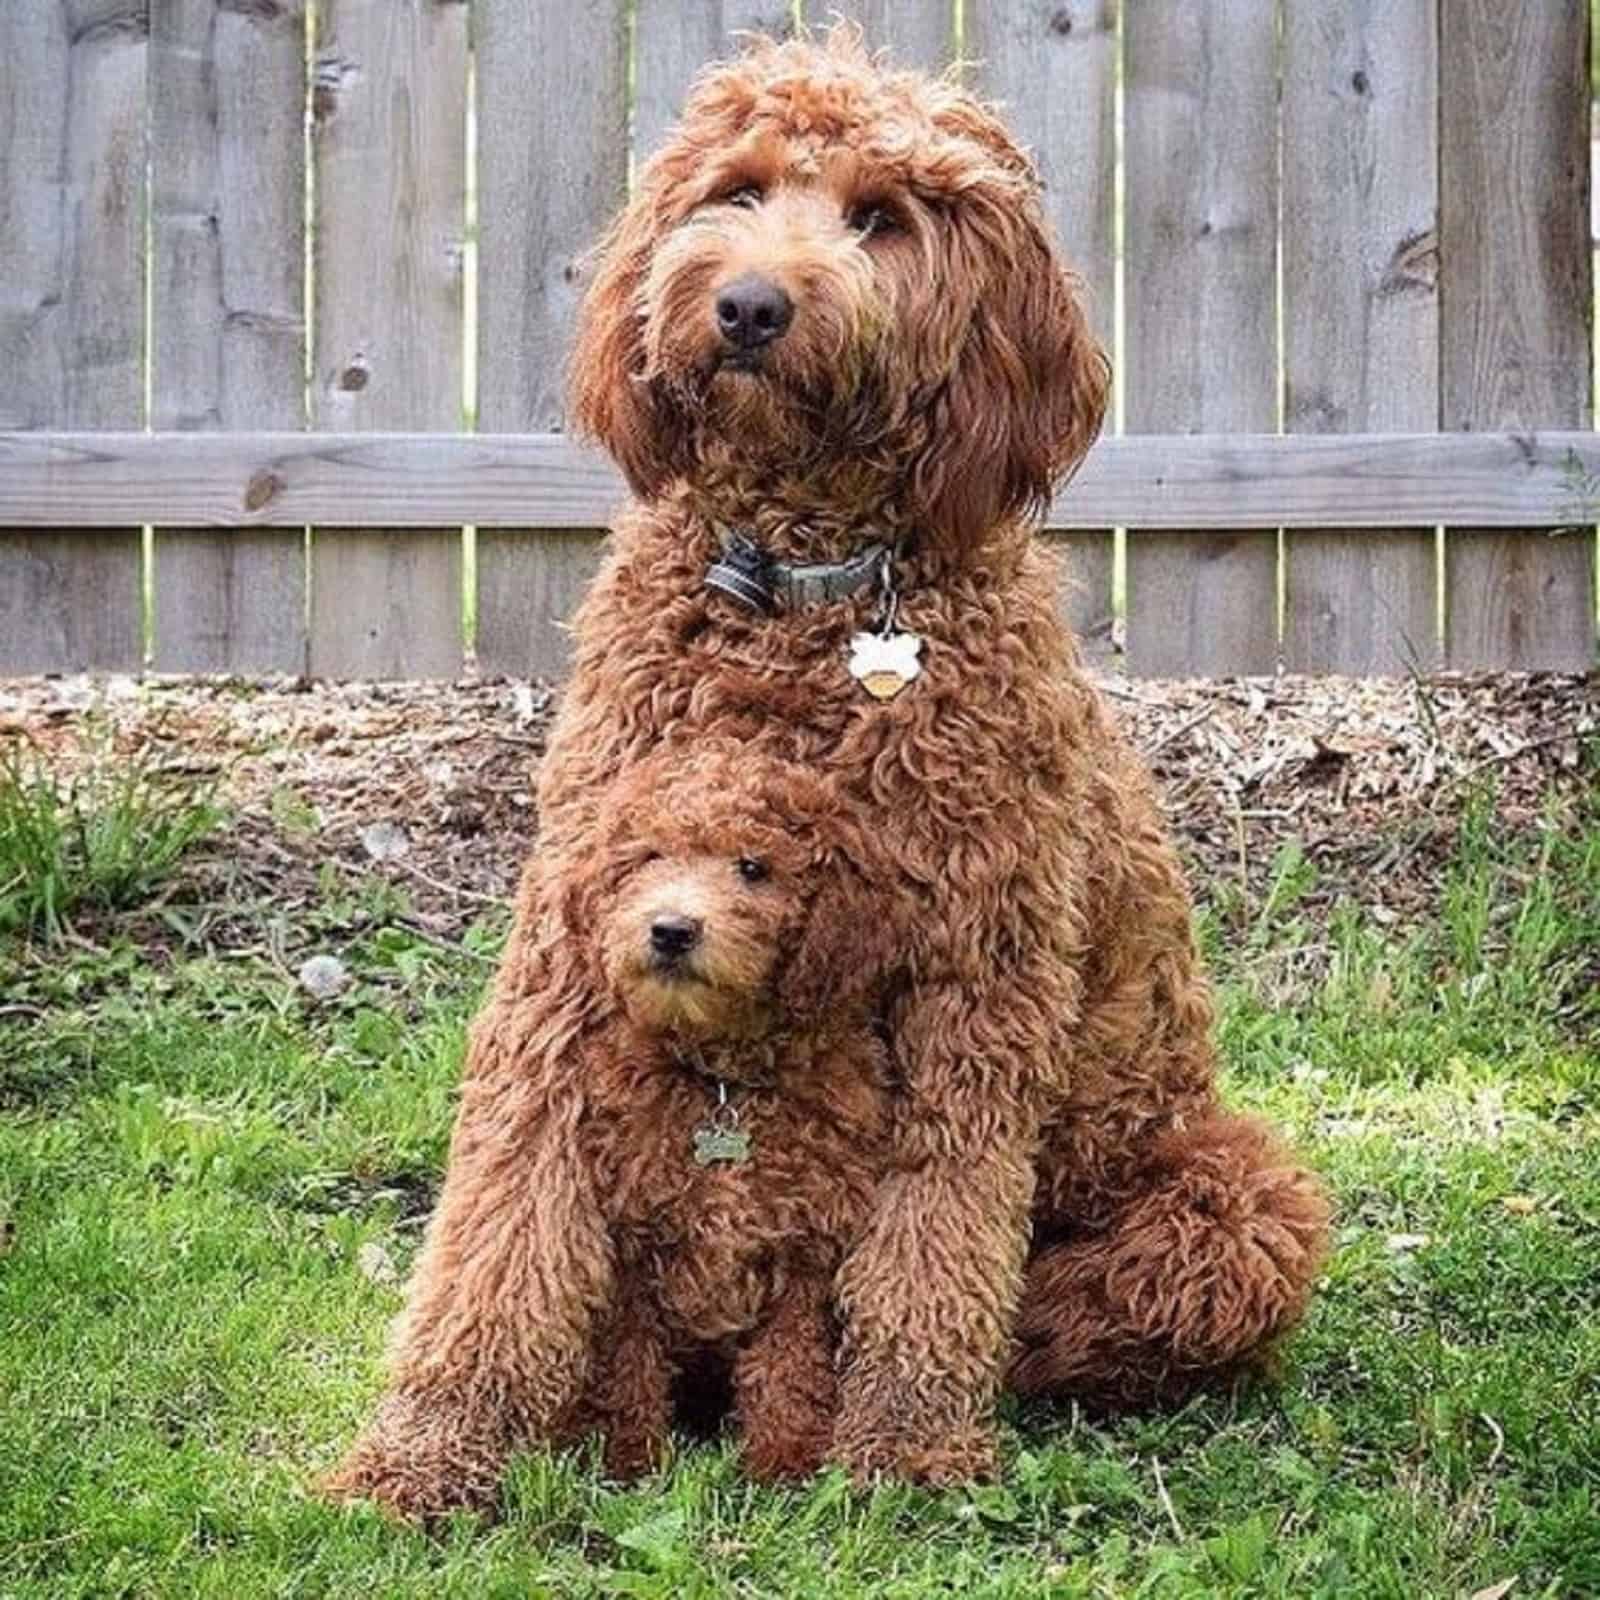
left=328, top=28, right=1327, bottom=1519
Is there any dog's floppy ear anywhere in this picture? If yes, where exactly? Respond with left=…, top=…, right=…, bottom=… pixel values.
left=567, top=195, right=688, bottom=498
left=908, top=206, right=1110, bottom=547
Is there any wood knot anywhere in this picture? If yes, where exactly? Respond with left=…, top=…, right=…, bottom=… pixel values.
left=244, top=470, right=285, bottom=513
left=338, top=360, right=369, bottom=392
left=1350, top=69, right=1370, bottom=96
left=1049, top=8, right=1073, bottom=35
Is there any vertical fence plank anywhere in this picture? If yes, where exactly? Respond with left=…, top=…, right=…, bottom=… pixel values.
left=151, top=0, right=306, bottom=675
left=1124, top=0, right=1278, bottom=678
left=474, top=0, right=626, bottom=680
left=969, top=0, right=1116, bottom=661
left=0, top=1, right=146, bottom=675
left=1282, top=1, right=1439, bottom=675
left=634, top=2, right=796, bottom=162
left=800, top=1, right=952, bottom=70
left=1441, top=1, right=1594, bottom=670
left=309, top=0, right=465, bottom=680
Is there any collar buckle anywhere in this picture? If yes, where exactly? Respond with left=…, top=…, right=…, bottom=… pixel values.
left=705, top=527, right=891, bottom=615
left=704, top=531, right=779, bottom=614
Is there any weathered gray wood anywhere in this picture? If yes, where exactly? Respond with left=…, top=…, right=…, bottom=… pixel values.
left=970, top=0, right=1115, bottom=659
left=474, top=0, right=627, bottom=679
left=0, top=1, right=145, bottom=674
left=1282, top=0, right=1440, bottom=674
left=1283, top=530, right=1440, bottom=677
left=0, top=530, right=142, bottom=675
left=310, top=0, right=466, bottom=680
left=800, top=0, right=952, bottom=71
left=309, top=528, right=461, bottom=681
left=473, top=530, right=607, bottom=683
left=1440, top=0, right=1595, bottom=670
left=477, top=0, right=625, bottom=438
left=634, top=1, right=795, bottom=161
left=1124, top=0, right=1278, bottom=677
left=151, top=0, right=307, bottom=675
left=1046, top=533, right=1116, bottom=658
left=5, top=430, right=1600, bottom=532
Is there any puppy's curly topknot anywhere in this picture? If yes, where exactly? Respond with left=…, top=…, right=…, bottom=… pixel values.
left=327, top=28, right=1326, bottom=1522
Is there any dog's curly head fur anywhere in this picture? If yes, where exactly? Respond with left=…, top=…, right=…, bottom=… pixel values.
left=569, top=26, right=1110, bottom=552
left=586, top=743, right=890, bottom=1043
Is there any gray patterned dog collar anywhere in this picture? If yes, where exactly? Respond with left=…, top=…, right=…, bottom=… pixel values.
left=705, top=529, right=890, bottom=615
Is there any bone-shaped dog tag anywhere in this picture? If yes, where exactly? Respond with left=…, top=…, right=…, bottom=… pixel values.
left=848, top=630, right=924, bottom=700
left=693, top=1125, right=753, bottom=1166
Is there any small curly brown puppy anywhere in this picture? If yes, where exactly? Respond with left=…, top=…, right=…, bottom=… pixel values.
left=556, top=745, right=895, bottom=1483
left=327, top=27, right=1327, bottom=1521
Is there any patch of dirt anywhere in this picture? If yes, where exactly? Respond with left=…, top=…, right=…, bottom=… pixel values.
left=1, top=669, right=1594, bottom=963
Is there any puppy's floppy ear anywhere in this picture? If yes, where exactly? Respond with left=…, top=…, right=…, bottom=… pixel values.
left=567, top=195, right=688, bottom=498
left=777, top=855, right=899, bottom=1019
left=908, top=204, right=1110, bottom=547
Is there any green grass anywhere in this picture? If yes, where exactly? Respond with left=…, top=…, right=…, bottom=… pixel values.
left=1, top=778, right=1597, bottom=1598
left=0, top=735, right=221, bottom=942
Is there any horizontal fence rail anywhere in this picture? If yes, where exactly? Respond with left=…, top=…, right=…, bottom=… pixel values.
left=2, top=432, right=1599, bottom=531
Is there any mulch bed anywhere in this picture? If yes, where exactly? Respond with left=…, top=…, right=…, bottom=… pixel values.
left=1, top=669, right=1594, bottom=972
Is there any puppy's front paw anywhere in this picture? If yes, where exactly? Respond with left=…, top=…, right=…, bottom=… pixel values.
left=740, top=1420, right=831, bottom=1483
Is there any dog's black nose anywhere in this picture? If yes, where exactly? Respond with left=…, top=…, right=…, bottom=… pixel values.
left=650, top=914, right=703, bottom=961
left=715, top=274, right=793, bottom=350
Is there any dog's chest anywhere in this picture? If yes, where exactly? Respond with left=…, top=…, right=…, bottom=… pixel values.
left=587, top=1078, right=887, bottom=1338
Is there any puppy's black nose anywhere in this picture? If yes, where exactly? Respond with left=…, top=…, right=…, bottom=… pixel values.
left=715, top=274, right=793, bottom=350
left=650, top=914, right=703, bottom=960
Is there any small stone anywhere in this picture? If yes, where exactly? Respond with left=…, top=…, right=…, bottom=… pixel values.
left=1386, top=1232, right=1430, bottom=1253
left=360, top=820, right=410, bottom=862
left=298, top=954, right=351, bottom=1000
left=356, top=1241, right=399, bottom=1286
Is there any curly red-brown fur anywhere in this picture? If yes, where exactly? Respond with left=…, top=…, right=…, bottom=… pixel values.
left=326, top=27, right=1326, bottom=1521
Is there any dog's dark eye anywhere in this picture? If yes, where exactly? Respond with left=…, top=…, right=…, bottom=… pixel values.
left=735, top=857, right=769, bottom=884
left=848, top=202, right=898, bottom=239
left=722, top=184, right=764, bottom=210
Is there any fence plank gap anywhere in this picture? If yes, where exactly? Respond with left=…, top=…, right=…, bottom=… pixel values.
left=0, top=3, right=144, bottom=674
left=151, top=0, right=307, bottom=676
left=1282, top=0, right=1440, bottom=675
left=1440, top=0, right=1595, bottom=670
left=970, top=0, right=1117, bottom=660
left=309, top=0, right=466, bottom=681
left=473, top=0, right=626, bottom=681
left=1124, top=0, right=1279, bottom=677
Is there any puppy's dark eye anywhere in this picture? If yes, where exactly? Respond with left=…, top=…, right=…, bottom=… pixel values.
left=848, top=202, right=898, bottom=239
left=735, top=857, right=769, bottom=884
left=722, top=184, right=764, bottom=209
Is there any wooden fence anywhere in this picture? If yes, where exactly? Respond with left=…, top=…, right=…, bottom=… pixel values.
left=0, top=0, right=1595, bottom=681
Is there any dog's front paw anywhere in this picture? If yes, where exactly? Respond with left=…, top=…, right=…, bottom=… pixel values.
left=831, top=1414, right=998, bottom=1488
left=322, top=1397, right=507, bottom=1525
